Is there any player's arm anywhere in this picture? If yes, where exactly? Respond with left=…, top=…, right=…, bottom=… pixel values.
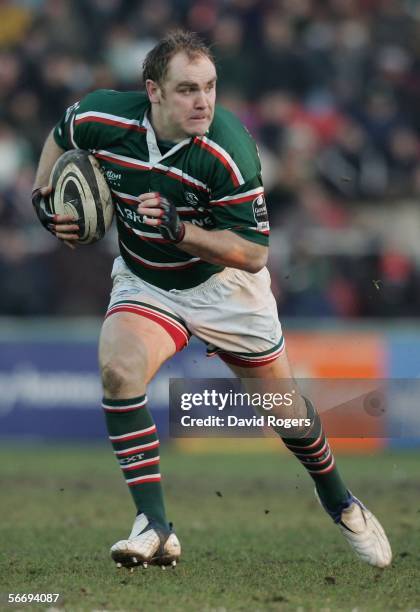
left=179, top=224, right=267, bottom=273
left=33, top=129, right=64, bottom=190
left=138, top=193, right=267, bottom=273
left=32, top=130, right=80, bottom=244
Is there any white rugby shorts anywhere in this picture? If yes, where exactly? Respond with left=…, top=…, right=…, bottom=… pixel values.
left=106, top=256, right=284, bottom=368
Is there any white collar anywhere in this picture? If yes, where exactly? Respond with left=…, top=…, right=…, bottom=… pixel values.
left=142, top=111, right=191, bottom=165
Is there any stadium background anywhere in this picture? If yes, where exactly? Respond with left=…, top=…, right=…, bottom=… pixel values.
left=1, top=0, right=420, bottom=448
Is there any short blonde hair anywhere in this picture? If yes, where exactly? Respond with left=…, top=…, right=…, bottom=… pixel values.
left=142, top=29, right=215, bottom=86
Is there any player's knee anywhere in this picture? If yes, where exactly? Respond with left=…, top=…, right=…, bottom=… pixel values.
left=267, top=394, right=308, bottom=431
left=101, top=362, right=126, bottom=395
left=100, top=349, right=148, bottom=396
left=269, top=395, right=320, bottom=438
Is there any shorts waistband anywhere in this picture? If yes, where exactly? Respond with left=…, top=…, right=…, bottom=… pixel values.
left=112, top=256, right=246, bottom=297
left=166, top=267, right=242, bottom=296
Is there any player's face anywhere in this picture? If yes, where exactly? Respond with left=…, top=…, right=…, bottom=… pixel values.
left=147, top=52, right=217, bottom=142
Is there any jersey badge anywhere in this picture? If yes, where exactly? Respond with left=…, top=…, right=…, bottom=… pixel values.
left=185, top=191, right=207, bottom=213
left=185, top=192, right=199, bottom=206
left=252, top=194, right=270, bottom=232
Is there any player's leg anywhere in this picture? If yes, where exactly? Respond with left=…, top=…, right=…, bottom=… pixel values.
left=99, top=307, right=187, bottom=567
left=99, top=312, right=175, bottom=525
left=225, top=352, right=392, bottom=568
left=224, top=350, right=351, bottom=514
left=173, top=265, right=391, bottom=566
left=177, top=265, right=349, bottom=509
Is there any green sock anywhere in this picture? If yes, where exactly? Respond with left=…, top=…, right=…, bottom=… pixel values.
left=103, top=394, right=167, bottom=528
left=280, top=398, right=349, bottom=511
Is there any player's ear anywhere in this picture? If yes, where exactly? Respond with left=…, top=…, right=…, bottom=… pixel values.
left=145, top=79, right=161, bottom=104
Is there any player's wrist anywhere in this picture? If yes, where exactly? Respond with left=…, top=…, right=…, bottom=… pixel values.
left=32, top=188, right=55, bottom=232
left=31, top=187, right=44, bottom=206
left=157, top=194, right=186, bottom=244
left=172, top=221, right=185, bottom=244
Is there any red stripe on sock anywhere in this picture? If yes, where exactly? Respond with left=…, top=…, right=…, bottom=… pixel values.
left=115, top=440, right=160, bottom=457
left=285, top=434, right=324, bottom=452
left=307, top=456, right=336, bottom=475
left=121, top=457, right=160, bottom=471
left=299, top=448, right=332, bottom=468
left=110, top=425, right=157, bottom=443
left=294, top=441, right=328, bottom=460
left=127, top=475, right=162, bottom=486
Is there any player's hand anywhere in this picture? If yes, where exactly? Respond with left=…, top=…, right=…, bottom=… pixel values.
left=138, top=192, right=185, bottom=243
left=32, top=185, right=80, bottom=249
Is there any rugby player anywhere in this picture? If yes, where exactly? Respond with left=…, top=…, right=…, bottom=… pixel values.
left=32, top=30, right=391, bottom=569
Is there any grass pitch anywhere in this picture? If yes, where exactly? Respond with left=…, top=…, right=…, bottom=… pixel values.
left=1, top=444, right=419, bottom=611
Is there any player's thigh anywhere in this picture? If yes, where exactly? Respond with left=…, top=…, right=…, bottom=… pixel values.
left=226, top=348, right=306, bottom=418
left=99, top=312, right=177, bottom=391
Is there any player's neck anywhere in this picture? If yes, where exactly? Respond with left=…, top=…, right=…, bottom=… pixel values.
left=149, top=107, right=186, bottom=144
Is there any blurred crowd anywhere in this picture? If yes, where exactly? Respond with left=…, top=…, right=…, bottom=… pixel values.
left=2, top=0, right=420, bottom=318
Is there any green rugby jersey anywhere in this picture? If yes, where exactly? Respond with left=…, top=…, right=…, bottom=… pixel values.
left=54, top=89, right=270, bottom=290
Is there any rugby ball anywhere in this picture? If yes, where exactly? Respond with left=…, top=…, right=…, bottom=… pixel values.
left=49, top=149, right=114, bottom=244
